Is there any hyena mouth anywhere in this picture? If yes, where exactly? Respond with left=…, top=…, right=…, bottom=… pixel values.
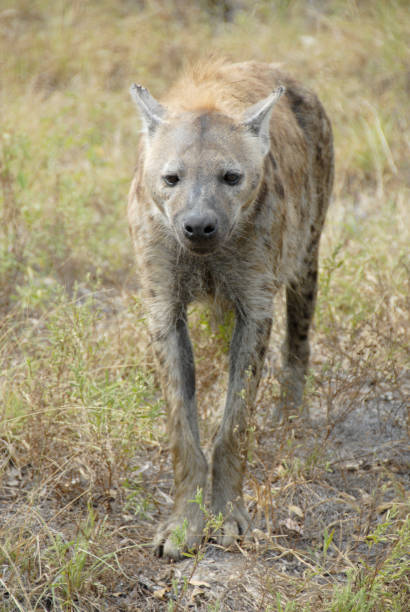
left=183, top=240, right=220, bottom=256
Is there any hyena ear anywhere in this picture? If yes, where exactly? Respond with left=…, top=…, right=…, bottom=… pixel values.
left=242, top=86, right=285, bottom=156
left=130, top=83, right=166, bottom=135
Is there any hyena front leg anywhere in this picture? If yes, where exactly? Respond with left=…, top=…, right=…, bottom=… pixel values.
left=276, top=247, right=319, bottom=422
left=212, top=315, right=272, bottom=546
left=151, top=315, right=208, bottom=560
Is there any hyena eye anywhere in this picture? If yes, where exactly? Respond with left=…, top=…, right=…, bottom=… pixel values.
left=223, top=171, right=242, bottom=186
left=163, top=174, right=180, bottom=186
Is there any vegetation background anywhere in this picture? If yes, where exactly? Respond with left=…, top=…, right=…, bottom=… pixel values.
left=0, top=0, right=408, bottom=610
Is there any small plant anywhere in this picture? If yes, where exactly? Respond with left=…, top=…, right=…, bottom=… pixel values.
left=122, top=474, right=155, bottom=518
left=167, top=489, right=225, bottom=609
left=322, top=526, right=335, bottom=562
left=278, top=594, right=297, bottom=612
left=0, top=1, right=408, bottom=610
left=328, top=509, right=409, bottom=612
left=45, top=503, right=116, bottom=610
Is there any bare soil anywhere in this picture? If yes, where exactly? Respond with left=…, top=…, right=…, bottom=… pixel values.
left=1, top=291, right=408, bottom=611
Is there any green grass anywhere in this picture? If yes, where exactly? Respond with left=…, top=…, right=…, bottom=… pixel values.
left=0, top=0, right=409, bottom=609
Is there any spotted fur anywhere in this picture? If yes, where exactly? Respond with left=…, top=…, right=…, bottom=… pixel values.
left=128, top=59, right=334, bottom=559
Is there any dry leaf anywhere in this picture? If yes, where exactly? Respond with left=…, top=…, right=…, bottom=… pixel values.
left=376, top=502, right=394, bottom=514
left=6, top=478, right=19, bottom=487
left=190, top=587, right=205, bottom=601
left=252, top=528, right=268, bottom=541
left=344, top=461, right=360, bottom=471
left=288, top=504, right=304, bottom=518
left=153, top=587, right=168, bottom=600
left=189, top=578, right=211, bottom=588
left=281, top=518, right=304, bottom=535
left=275, top=465, right=286, bottom=476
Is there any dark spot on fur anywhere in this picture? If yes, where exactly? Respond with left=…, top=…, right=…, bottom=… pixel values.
left=258, top=344, right=266, bottom=362
left=316, top=143, right=324, bottom=165
left=268, top=152, right=277, bottom=169
left=286, top=316, right=298, bottom=338
left=176, top=318, right=196, bottom=401
left=299, top=333, right=308, bottom=342
left=153, top=331, right=164, bottom=343
left=157, top=353, right=165, bottom=368
left=304, top=291, right=314, bottom=301
left=286, top=88, right=307, bottom=132
left=274, top=174, right=285, bottom=199
left=303, top=304, right=312, bottom=320
left=204, top=268, right=215, bottom=296
left=308, top=270, right=318, bottom=283
left=255, top=320, right=271, bottom=365
left=254, top=181, right=268, bottom=216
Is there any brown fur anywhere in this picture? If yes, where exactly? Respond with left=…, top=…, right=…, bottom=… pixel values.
left=128, top=59, right=334, bottom=559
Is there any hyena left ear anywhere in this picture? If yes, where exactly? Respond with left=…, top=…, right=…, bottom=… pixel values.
left=130, top=84, right=167, bottom=135
left=242, top=86, right=285, bottom=156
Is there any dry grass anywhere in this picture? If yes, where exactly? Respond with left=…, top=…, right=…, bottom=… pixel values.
left=0, top=0, right=409, bottom=610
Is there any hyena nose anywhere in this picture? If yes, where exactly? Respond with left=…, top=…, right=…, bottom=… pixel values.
left=182, top=212, right=218, bottom=241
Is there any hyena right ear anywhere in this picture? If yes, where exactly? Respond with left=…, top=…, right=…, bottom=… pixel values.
left=130, top=84, right=166, bottom=135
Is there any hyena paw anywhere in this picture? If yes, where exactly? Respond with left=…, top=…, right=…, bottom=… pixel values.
left=274, top=373, right=310, bottom=423
left=212, top=499, right=250, bottom=547
left=153, top=511, right=205, bottom=560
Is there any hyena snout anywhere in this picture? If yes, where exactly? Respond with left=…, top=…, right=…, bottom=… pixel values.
left=181, top=210, right=219, bottom=250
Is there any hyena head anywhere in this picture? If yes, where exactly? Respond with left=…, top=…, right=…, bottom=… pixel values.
left=130, top=83, right=284, bottom=255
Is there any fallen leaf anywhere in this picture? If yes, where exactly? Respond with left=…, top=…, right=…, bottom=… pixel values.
left=153, top=587, right=168, bottom=600
left=288, top=504, right=304, bottom=518
left=344, top=461, right=360, bottom=471
left=6, top=478, right=19, bottom=487
left=252, top=528, right=268, bottom=541
left=190, top=586, right=205, bottom=601
left=281, top=518, right=304, bottom=535
left=189, top=578, right=211, bottom=588
left=376, top=502, right=394, bottom=514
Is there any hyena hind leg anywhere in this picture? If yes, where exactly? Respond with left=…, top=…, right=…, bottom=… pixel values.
left=275, top=257, right=319, bottom=422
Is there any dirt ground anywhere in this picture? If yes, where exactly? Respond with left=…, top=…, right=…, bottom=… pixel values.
left=1, top=1, right=409, bottom=609
left=2, top=291, right=408, bottom=611
left=117, top=360, right=409, bottom=610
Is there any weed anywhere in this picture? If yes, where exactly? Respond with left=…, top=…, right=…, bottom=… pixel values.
left=0, top=0, right=408, bottom=609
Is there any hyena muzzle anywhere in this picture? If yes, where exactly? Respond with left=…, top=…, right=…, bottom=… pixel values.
left=128, top=60, right=334, bottom=559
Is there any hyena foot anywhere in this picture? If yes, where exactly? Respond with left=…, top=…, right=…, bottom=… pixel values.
left=154, top=503, right=205, bottom=560
left=212, top=497, right=250, bottom=547
left=273, top=365, right=310, bottom=423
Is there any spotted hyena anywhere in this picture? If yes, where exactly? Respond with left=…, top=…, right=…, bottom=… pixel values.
left=128, top=59, right=334, bottom=559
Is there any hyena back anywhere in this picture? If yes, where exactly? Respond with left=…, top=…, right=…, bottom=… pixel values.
left=128, top=59, right=334, bottom=559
